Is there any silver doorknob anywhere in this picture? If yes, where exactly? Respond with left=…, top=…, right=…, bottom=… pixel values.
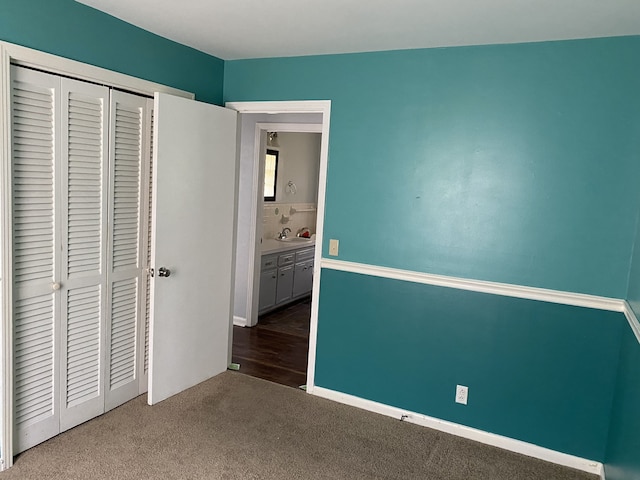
left=158, top=267, right=171, bottom=278
left=51, top=282, right=61, bottom=291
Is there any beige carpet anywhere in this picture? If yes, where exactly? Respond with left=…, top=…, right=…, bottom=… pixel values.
left=1, top=372, right=596, bottom=479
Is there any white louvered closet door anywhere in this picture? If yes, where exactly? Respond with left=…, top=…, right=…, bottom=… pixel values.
left=11, top=66, right=62, bottom=453
left=10, top=66, right=153, bottom=453
left=104, top=91, right=148, bottom=411
left=58, top=78, right=110, bottom=432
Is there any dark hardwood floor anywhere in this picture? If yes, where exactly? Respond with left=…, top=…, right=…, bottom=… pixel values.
left=231, top=298, right=310, bottom=388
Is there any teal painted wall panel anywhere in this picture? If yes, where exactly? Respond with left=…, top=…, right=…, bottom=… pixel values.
left=0, top=0, right=224, bottom=104
left=224, top=37, right=640, bottom=297
left=315, top=269, right=624, bottom=461
left=604, top=328, right=640, bottom=480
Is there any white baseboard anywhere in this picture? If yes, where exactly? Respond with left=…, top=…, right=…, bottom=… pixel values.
left=233, top=316, right=247, bottom=327
left=312, top=386, right=603, bottom=476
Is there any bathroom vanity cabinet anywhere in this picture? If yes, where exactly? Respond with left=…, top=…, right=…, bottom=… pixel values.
left=259, top=244, right=315, bottom=314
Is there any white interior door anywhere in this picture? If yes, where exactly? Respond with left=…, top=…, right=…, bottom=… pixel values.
left=148, top=93, right=237, bottom=405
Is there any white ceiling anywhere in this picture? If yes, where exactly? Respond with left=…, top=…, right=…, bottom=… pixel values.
left=76, top=0, right=640, bottom=60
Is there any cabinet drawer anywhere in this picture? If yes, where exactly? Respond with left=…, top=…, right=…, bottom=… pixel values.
left=261, top=254, right=278, bottom=271
left=278, top=252, right=295, bottom=266
left=295, top=247, right=314, bottom=262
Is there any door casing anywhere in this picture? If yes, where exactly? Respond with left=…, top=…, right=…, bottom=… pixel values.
left=226, top=101, right=332, bottom=396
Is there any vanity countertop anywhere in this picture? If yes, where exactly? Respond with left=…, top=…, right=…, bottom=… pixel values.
left=262, top=238, right=315, bottom=255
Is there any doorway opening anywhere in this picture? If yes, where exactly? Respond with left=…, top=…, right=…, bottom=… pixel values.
left=233, top=297, right=312, bottom=388
left=234, top=131, right=321, bottom=388
left=225, top=103, right=331, bottom=393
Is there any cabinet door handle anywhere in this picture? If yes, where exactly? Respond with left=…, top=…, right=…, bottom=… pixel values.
left=272, top=275, right=276, bottom=279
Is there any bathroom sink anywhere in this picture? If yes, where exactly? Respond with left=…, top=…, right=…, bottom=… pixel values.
left=276, top=236, right=312, bottom=243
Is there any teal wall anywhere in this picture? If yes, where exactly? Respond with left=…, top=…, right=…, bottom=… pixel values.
left=609, top=210, right=640, bottom=478
left=611, top=130, right=640, bottom=479
left=315, top=269, right=624, bottom=461
left=604, top=327, right=640, bottom=479
left=0, top=0, right=224, bottom=104
left=224, top=36, right=640, bottom=298
left=226, top=36, right=640, bottom=463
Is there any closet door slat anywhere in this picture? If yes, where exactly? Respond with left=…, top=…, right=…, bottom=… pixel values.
left=66, top=92, right=104, bottom=279
left=12, top=80, right=55, bottom=287
left=65, top=286, right=101, bottom=408
left=112, top=103, right=142, bottom=272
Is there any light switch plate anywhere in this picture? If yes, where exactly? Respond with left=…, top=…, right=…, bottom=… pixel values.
left=329, top=239, right=339, bottom=256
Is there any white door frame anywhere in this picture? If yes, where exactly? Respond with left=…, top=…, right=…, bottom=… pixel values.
left=0, top=41, right=193, bottom=470
left=225, top=101, right=331, bottom=394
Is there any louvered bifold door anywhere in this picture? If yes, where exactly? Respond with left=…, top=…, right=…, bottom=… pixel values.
left=11, top=66, right=62, bottom=453
left=58, top=78, right=110, bottom=432
left=104, top=91, right=147, bottom=411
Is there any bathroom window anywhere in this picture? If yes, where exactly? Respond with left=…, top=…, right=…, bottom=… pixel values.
left=264, top=149, right=279, bottom=201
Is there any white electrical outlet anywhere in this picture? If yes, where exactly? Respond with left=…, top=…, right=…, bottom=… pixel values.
left=455, top=385, right=468, bottom=405
left=329, top=239, right=339, bottom=256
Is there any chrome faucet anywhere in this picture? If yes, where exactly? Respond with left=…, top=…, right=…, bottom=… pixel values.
left=278, top=227, right=291, bottom=239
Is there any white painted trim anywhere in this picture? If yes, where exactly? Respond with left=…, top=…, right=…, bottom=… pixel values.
left=233, top=316, right=248, bottom=327
left=226, top=101, right=329, bottom=114
left=312, top=386, right=602, bottom=476
left=622, top=302, right=640, bottom=344
left=0, top=42, right=193, bottom=100
left=227, top=112, right=242, bottom=367
left=225, top=100, right=331, bottom=393
left=245, top=124, right=263, bottom=328
left=600, top=466, right=607, bottom=480
left=258, top=123, right=323, bottom=134
left=0, top=43, right=13, bottom=471
left=321, top=258, right=626, bottom=313
left=308, top=106, right=331, bottom=394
